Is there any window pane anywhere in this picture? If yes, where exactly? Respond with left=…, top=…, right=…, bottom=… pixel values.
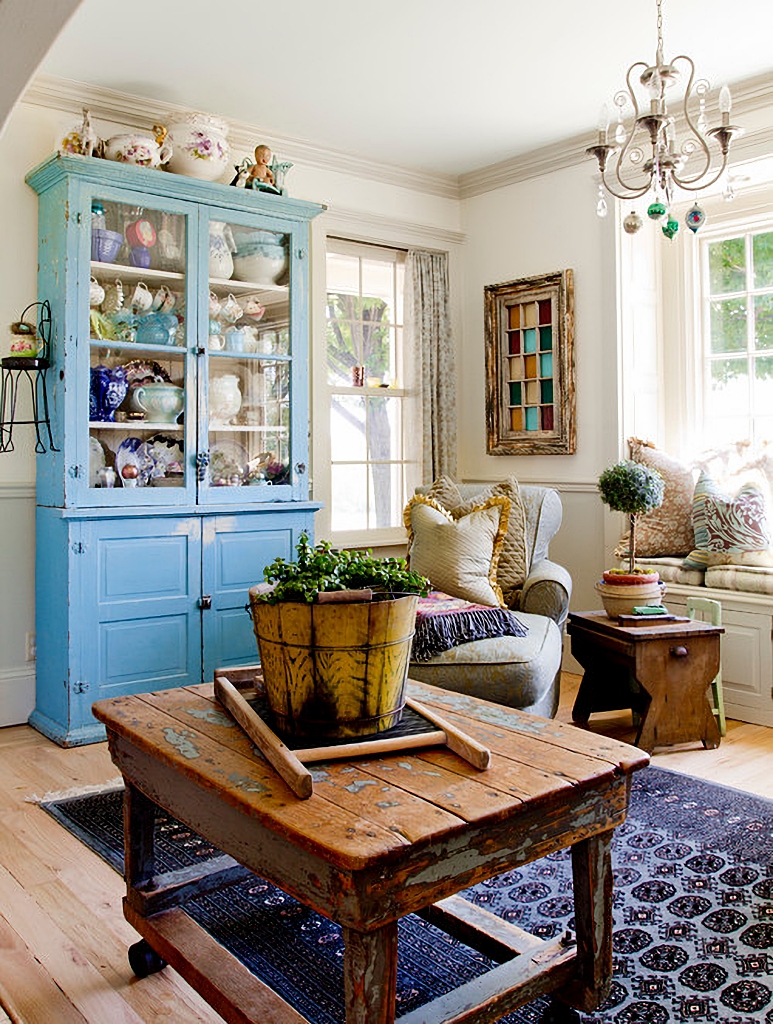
left=367, top=396, right=402, bottom=460
left=754, top=294, right=773, bottom=350
left=753, top=232, right=773, bottom=289
left=326, top=305, right=361, bottom=384
left=708, top=236, right=745, bottom=293
left=330, top=464, right=368, bottom=531
left=710, top=298, right=747, bottom=353
left=753, top=356, right=773, bottom=404
left=369, top=463, right=405, bottom=531
left=331, top=395, right=366, bottom=460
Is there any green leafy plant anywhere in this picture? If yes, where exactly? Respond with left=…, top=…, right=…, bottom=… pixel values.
left=258, top=533, right=430, bottom=604
left=598, top=459, right=665, bottom=573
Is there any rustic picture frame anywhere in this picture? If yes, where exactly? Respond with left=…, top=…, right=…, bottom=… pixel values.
left=484, top=269, right=576, bottom=455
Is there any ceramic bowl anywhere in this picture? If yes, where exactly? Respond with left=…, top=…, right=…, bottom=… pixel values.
left=232, top=252, right=286, bottom=284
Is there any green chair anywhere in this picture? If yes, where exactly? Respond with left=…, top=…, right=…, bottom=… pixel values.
left=685, top=595, right=727, bottom=736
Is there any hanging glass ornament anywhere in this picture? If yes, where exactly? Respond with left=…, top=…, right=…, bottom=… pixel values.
left=685, top=202, right=706, bottom=233
left=647, top=201, right=667, bottom=220
left=596, top=183, right=608, bottom=218
left=623, top=210, right=643, bottom=235
left=662, top=216, right=679, bottom=240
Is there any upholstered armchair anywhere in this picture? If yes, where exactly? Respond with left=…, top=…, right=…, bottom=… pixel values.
left=407, top=481, right=571, bottom=718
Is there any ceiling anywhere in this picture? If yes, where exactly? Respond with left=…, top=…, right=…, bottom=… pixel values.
left=38, top=0, right=773, bottom=177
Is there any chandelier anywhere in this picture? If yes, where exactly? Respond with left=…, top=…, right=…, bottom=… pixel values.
left=586, top=0, right=743, bottom=238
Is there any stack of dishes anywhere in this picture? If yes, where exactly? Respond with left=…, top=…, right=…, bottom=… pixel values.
left=232, top=230, right=287, bottom=284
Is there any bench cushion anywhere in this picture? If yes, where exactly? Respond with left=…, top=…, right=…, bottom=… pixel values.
left=705, top=564, right=773, bottom=596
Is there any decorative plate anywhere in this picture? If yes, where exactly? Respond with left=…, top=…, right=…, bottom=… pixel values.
left=89, top=436, right=105, bottom=487
left=122, top=359, right=172, bottom=387
left=147, top=433, right=185, bottom=476
left=209, top=439, right=249, bottom=484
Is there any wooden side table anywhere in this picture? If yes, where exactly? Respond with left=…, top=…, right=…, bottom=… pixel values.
left=567, top=611, right=723, bottom=753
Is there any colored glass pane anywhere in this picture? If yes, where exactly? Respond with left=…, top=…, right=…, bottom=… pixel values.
left=524, top=354, right=537, bottom=378
left=541, top=405, right=554, bottom=430
left=524, top=303, right=538, bottom=328
left=538, top=299, right=552, bottom=324
left=509, top=381, right=522, bottom=405
left=524, top=328, right=537, bottom=353
left=510, top=407, right=523, bottom=431
left=540, top=352, right=553, bottom=376
left=509, top=357, right=523, bottom=380
left=541, top=379, right=553, bottom=403
left=508, top=305, right=521, bottom=329
left=508, top=331, right=521, bottom=355
left=526, top=380, right=540, bottom=404
left=540, top=326, right=553, bottom=351
left=525, top=406, right=539, bottom=430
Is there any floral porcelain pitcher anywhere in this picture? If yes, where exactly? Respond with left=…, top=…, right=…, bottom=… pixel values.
left=209, top=221, right=237, bottom=279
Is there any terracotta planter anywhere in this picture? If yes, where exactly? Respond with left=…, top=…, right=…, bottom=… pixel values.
left=248, top=590, right=418, bottom=739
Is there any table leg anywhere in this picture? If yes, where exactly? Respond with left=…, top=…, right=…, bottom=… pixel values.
left=123, top=782, right=158, bottom=890
left=570, top=637, right=648, bottom=725
left=342, top=921, right=398, bottom=1023
left=556, top=830, right=613, bottom=1013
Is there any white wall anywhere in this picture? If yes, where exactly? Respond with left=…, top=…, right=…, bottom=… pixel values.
left=459, top=163, right=622, bottom=619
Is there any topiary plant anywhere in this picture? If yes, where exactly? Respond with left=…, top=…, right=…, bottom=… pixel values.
left=258, top=533, right=430, bottom=604
left=598, top=459, right=665, bottom=574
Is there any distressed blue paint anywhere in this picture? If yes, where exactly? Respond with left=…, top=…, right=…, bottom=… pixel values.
left=344, top=779, right=380, bottom=794
left=26, top=155, right=322, bottom=747
left=227, top=772, right=271, bottom=795
left=163, top=727, right=200, bottom=758
left=185, top=707, right=234, bottom=727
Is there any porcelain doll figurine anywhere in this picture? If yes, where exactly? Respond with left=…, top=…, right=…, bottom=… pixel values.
left=245, top=145, right=275, bottom=188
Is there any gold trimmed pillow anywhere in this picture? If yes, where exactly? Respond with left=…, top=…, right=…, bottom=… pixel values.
left=403, top=495, right=510, bottom=607
left=424, top=476, right=528, bottom=603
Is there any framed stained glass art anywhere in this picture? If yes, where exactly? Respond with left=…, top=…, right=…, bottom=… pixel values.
left=484, top=269, right=576, bottom=455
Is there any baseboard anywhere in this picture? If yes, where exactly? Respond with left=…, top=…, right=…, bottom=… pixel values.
left=0, top=665, right=35, bottom=727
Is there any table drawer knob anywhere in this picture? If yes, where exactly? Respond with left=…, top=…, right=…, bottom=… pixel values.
left=671, top=645, right=689, bottom=658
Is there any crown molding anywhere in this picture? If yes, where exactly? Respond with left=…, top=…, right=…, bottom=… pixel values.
left=22, top=74, right=461, bottom=201
left=319, top=206, right=466, bottom=249
left=459, top=71, right=773, bottom=200
left=23, top=70, right=773, bottom=206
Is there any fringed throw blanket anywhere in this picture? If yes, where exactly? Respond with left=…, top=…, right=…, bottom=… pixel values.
left=412, top=591, right=529, bottom=661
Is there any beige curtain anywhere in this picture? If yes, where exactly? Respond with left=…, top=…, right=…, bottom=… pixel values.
left=405, top=250, right=457, bottom=482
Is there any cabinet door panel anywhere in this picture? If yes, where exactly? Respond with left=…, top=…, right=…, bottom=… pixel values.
left=85, top=518, right=202, bottom=700
left=202, top=513, right=315, bottom=679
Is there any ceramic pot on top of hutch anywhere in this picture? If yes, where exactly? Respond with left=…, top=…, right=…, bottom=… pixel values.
left=26, top=153, right=322, bottom=746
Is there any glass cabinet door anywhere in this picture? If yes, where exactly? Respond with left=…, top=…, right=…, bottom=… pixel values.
left=87, top=195, right=191, bottom=501
left=203, top=218, right=295, bottom=497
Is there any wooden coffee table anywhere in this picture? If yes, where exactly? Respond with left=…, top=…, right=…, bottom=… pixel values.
left=93, top=678, right=649, bottom=1024
left=568, top=610, right=723, bottom=753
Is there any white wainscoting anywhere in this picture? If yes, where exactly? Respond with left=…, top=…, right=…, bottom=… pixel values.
left=0, top=484, right=36, bottom=727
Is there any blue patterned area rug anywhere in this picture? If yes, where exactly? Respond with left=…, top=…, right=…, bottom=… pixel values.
left=42, top=766, right=773, bottom=1023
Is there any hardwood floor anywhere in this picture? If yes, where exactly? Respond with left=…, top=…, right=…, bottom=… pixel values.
left=0, top=673, right=771, bottom=1022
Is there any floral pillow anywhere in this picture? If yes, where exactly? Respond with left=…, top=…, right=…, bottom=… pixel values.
left=619, top=439, right=696, bottom=557
left=403, top=494, right=510, bottom=607
left=682, top=471, right=773, bottom=570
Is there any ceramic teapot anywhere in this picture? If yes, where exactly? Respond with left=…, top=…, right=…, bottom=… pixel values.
left=102, top=133, right=173, bottom=168
left=132, top=383, right=184, bottom=424
left=165, top=114, right=230, bottom=181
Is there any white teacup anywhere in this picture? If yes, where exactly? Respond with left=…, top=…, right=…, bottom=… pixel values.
left=152, top=285, right=176, bottom=313
left=209, top=291, right=222, bottom=316
left=208, top=333, right=226, bottom=351
left=130, top=281, right=153, bottom=312
left=102, top=279, right=124, bottom=314
left=221, top=293, right=243, bottom=323
left=89, top=276, right=105, bottom=307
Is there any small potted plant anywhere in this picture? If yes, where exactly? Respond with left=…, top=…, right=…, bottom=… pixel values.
left=596, top=459, right=666, bottom=617
left=249, top=534, right=429, bottom=739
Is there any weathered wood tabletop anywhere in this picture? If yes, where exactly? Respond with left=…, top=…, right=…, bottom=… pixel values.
left=93, top=678, right=650, bottom=1024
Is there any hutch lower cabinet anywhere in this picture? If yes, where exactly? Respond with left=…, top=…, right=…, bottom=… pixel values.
left=32, top=507, right=315, bottom=746
left=26, top=154, right=322, bottom=745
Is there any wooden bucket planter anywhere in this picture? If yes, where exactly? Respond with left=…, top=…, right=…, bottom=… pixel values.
left=248, top=590, right=418, bottom=739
